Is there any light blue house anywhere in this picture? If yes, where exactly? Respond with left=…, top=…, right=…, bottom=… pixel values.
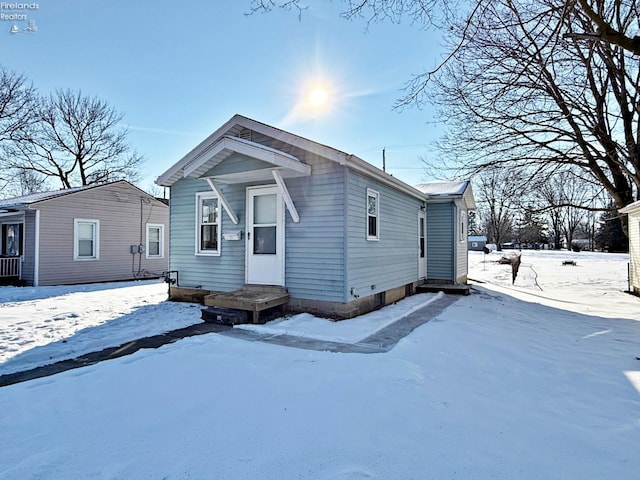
left=157, top=115, right=473, bottom=319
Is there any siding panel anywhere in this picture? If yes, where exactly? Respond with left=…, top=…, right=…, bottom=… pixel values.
left=22, top=211, right=36, bottom=285
left=33, top=182, right=169, bottom=286
left=169, top=159, right=347, bottom=301
left=345, top=168, right=421, bottom=300
left=426, top=202, right=454, bottom=281
left=284, top=165, right=345, bottom=301
left=629, top=213, right=640, bottom=291
left=455, top=199, right=468, bottom=282
left=169, top=178, right=245, bottom=291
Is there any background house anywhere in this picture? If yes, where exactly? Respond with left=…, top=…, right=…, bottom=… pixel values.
left=0, top=180, right=169, bottom=286
left=620, top=201, right=639, bottom=295
left=467, top=235, right=488, bottom=251
left=157, top=115, right=474, bottom=319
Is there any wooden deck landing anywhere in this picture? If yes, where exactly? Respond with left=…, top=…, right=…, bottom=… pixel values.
left=203, top=285, right=289, bottom=324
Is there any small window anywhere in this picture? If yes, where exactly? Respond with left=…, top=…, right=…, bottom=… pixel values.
left=2, top=223, right=23, bottom=256
left=459, top=210, right=466, bottom=242
left=146, top=224, right=164, bottom=258
left=196, top=192, right=221, bottom=255
left=74, top=219, right=99, bottom=260
left=366, top=188, right=380, bottom=241
left=419, top=217, right=425, bottom=258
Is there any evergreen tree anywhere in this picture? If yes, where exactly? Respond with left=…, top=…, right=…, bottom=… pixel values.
left=595, top=208, right=629, bottom=252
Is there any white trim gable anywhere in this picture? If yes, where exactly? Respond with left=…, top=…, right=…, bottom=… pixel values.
left=154, top=115, right=427, bottom=202
left=183, top=136, right=310, bottom=181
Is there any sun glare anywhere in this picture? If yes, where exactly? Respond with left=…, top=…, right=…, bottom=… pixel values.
left=308, top=86, right=329, bottom=107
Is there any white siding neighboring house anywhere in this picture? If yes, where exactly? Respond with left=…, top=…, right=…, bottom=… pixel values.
left=0, top=180, right=169, bottom=286
left=620, top=201, right=640, bottom=295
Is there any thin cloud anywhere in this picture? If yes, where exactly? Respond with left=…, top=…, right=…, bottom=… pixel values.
left=123, top=125, right=201, bottom=137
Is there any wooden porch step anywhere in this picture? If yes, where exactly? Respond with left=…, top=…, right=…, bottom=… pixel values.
left=203, top=285, right=289, bottom=324
left=416, top=282, right=471, bottom=296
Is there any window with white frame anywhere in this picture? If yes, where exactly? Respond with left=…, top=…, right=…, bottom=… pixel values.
left=196, top=192, right=221, bottom=255
left=74, top=219, right=99, bottom=260
left=459, top=210, right=466, bottom=241
left=366, top=188, right=380, bottom=241
left=146, top=224, right=164, bottom=258
left=2, top=223, right=23, bottom=256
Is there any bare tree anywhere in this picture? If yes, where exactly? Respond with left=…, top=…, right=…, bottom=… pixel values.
left=565, top=0, right=640, bottom=55
left=248, top=1, right=640, bottom=70
left=6, top=89, right=143, bottom=189
left=249, top=1, right=640, bottom=221
left=475, top=168, right=521, bottom=250
left=532, top=170, right=606, bottom=248
left=0, top=66, right=35, bottom=143
left=430, top=0, right=639, bottom=235
left=0, top=66, right=37, bottom=196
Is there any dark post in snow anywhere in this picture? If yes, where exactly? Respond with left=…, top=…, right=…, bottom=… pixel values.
left=511, top=255, right=522, bottom=284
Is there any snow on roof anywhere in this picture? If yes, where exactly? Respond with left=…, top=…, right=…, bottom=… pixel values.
left=619, top=200, right=640, bottom=214
left=414, top=180, right=469, bottom=196
left=0, top=185, right=93, bottom=209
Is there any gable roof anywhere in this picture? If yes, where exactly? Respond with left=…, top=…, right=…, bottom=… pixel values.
left=0, top=180, right=163, bottom=211
left=415, top=180, right=476, bottom=210
left=156, top=114, right=427, bottom=201
left=0, top=185, right=91, bottom=209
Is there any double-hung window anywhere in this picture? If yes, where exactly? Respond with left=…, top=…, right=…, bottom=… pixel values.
left=74, top=219, right=99, bottom=260
left=366, top=188, right=380, bottom=241
left=2, top=223, right=23, bottom=256
left=196, top=192, right=221, bottom=255
left=146, top=224, right=164, bottom=258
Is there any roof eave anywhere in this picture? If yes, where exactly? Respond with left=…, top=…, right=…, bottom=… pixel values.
left=620, top=200, right=640, bottom=214
left=346, top=154, right=427, bottom=201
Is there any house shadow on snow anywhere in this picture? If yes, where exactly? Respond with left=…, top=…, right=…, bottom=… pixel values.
left=0, top=298, right=202, bottom=378
left=0, top=279, right=163, bottom=304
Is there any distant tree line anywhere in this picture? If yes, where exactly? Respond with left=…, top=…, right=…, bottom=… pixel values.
left=0, top=65, right=142, bottom=197
left=470, top=167, right=628, bottom=252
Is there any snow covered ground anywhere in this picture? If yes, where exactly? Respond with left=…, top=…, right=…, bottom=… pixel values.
left=0, top=280, right=202, bottom=376
left=1, top=250, right=639, bottom=479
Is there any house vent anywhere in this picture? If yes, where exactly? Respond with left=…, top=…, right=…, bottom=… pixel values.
left=237, top=128, right=252, bottom=141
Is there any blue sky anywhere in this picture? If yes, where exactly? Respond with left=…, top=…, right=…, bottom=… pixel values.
left=1, top=0, right=445, bottom=192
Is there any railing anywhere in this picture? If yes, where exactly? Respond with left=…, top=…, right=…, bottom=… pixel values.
left=0, top=256, right=21, bottom=278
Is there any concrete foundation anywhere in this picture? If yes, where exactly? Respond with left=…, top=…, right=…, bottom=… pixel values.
left=287, top=282, right=419, bottom=319
left=169, top=281, right=422, bottom=320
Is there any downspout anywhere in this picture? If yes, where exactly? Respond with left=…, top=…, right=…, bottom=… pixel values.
left=34, top=209, right=40, bottom=286
left=452, top=203, right=457, bottom=283
left=343, top=166, right=350, bottom=302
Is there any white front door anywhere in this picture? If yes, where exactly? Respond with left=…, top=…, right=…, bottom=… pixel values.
left=418, top=211, right=426, bottom=279
left=246, top=186, right=285, bottom=285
